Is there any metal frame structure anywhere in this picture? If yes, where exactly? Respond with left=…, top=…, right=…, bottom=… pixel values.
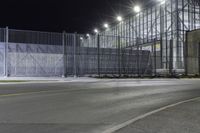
left=100, top=0, right=200, bottom=73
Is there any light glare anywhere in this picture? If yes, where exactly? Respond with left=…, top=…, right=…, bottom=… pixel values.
left=94, top=29, right=98, bottom=33
left=159, top=0, right=165, bottom=4
left=86, top=34, right=90, bottom=37
left=104, top=23, right=109, bottom=28
left=117, top=16, right=123, bottom=22
left=134, top=6, right=141, bottom=13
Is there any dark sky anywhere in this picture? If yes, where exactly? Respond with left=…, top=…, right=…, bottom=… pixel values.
left=0, top=0, right=146, bottom=33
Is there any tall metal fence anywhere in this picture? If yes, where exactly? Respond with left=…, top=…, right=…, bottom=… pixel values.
left=0, top=28, right=194, bottom=77
left=63, top=34, right=152, bottom=77
left=0, top=28, right=154, bottom=77
left=0, top=28, right=64, bottom=77
left=2, top=27, right=200, bottom=77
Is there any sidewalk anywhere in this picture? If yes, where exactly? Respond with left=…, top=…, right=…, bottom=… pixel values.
left=0, top=77, right=101, bottom=84
left=0, top=77, right=64, bottom=81
left=115, top=98, right=200, bottom=133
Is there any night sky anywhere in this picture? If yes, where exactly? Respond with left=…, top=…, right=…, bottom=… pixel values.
left=0, top=0, right=147, bottom=33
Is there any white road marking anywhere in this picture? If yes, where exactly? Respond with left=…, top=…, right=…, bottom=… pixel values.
left=102, top=96, right=200, bottom=133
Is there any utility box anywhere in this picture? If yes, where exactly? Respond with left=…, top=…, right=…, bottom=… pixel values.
left=186, top=29, right=200, bottom=75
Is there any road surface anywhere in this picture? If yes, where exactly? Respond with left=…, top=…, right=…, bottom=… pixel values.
left=0, top=79, right=200, bottom=133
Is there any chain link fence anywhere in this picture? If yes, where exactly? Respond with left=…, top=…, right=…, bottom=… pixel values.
left=0, top=28, right=6, bottom=76
left=0, top=28, right=199, bottom=77
left=0, top=28, right=64, bottom=77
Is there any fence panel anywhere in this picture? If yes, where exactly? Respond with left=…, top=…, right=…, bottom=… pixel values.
left=7, top=43, right=64, bottom=77
left=78, top=35, right=153, bottom=77
left=6, top=29, right=64, bottom=77
left=0, top=43, right=5, bottom=77
left=0, top=28, right=5, bottom=77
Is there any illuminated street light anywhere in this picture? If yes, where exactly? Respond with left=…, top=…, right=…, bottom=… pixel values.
left=80, top=37, right=83, bottom=40
left=104, top=23, right=109, bottom=29
left=117, top=16, right=123, bottom=22
left=134, top=5, right=141, bottom=13
left=158, top=0, right=165, bottom=4
left=86, top=34, right=90, bottom=37
left=94, top=29, right=99, bottom=34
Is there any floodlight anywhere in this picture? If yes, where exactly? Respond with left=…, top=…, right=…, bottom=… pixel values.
left=104, top=23, right=109, bottom=28
left=86, top=34, right=90, bottom=37
left=117, top=16, right=123, bottom=22
left=134, top=5, right=141, bottom=13
left=94, top=29, right=98, bottom=33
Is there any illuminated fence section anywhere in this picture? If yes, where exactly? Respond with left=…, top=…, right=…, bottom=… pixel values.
left=6, top=29, right=64, bottom=77
left=0, top=28, right=5, bottom=76
left=0, top=29, right=152, bottom=77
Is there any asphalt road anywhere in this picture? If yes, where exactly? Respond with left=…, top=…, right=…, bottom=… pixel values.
left=0, top=79, right=200, bottom=133
left=115, top=98, right=200, bottom=133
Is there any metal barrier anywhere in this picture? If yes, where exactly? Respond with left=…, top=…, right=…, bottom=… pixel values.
left=2, top=27, right=198, bottom=77
left=185, top=30, right=200, bottom=76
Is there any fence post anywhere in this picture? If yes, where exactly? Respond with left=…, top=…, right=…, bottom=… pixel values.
left=184, top=31, right=188, bottom=76
left=97, top=34, right=100, bottom=77
left=169, top=39, right=173, bottom=76
left=151, top=42, right=154, bottom=76
left=154, top=39, right=157, bottom=76
left=73, top=33, right=77, bottom=78
left=118, top=36, right=121, bottom=77
left=62, top=31, right=66, bottom=78
left=4, top=27, right=9, bottom=77
left=137, top=40, right=140, bottom=77
left=198, top=42, right=200, bottom=75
